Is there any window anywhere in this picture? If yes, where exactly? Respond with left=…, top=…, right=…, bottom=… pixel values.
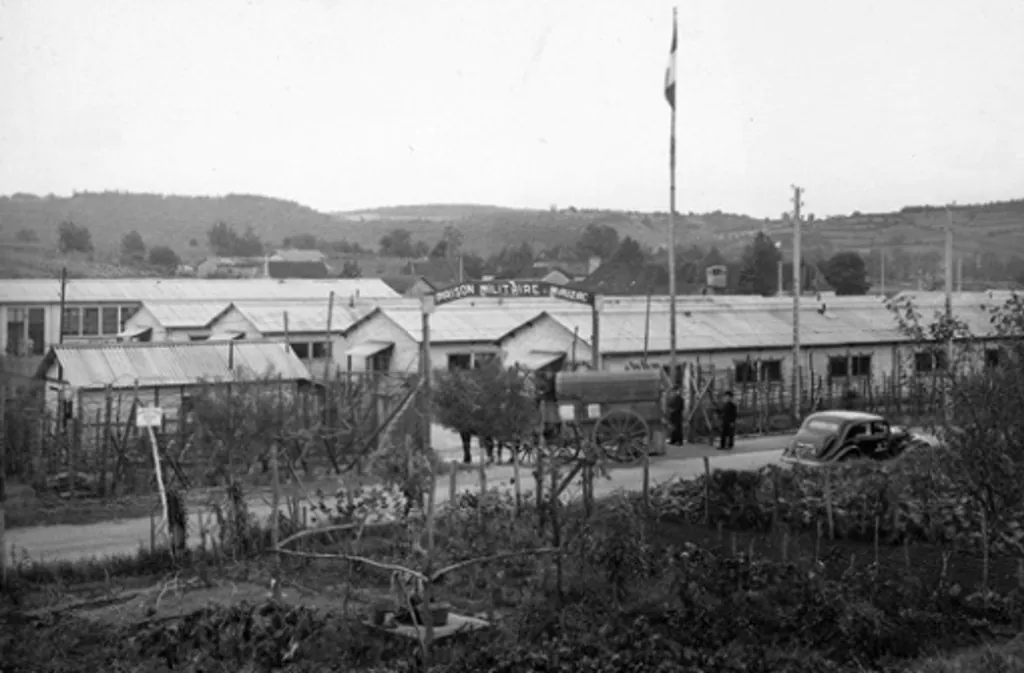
left=369, top=349, right=392, bottom=373
left=312, top=342, right=329, bottom=359
left=473, top=352, right=497, bottom=369
left=6, top=308, right=25, bottom=356
left=851, top=355, right=872, bottom=377
left=914, top=350, right=947, bottom=374
left=734, top=360, right=757, bottom=384
left=62, top=308, right=80, bottom=336
left=760, top=359, right=783, bottom=382
left=82, top=307, right=99, bottom=336
left=448, top=353, right=471, bottom=370
left=27, top=308, right=44, bottom=355
left=828, top=356, right=848, bottom=378
left=102, top=307, right=119, bottom=335
left=291, top=342, right=310, bottom=359
left=119, top=305, right=138, bottom=330
left=986, top=348, right=1001, bottom=368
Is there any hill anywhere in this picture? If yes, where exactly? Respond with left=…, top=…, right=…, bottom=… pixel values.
left=2, top=192, right=1024, bottom=272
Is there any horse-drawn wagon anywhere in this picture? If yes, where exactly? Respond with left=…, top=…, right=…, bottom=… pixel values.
left=535, top=368, right=670, bottom=461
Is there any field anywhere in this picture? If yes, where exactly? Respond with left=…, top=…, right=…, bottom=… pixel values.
left=5, top=448, right=1024, bottom=673
left=3, top=193, right=1023, bottom=274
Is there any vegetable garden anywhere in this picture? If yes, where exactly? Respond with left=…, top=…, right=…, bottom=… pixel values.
left=3, top=293, right=1024, bottom=671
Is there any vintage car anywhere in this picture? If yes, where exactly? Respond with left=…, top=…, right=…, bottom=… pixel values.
left=780, top=410, right=939, bottom=466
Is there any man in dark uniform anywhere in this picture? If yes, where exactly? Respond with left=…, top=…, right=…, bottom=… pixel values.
left=667, top=386, right=684, bottom=445
left=718, top=391, right=737, bottom=450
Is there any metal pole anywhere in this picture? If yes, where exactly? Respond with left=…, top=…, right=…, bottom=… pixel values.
left=591, top=296, right=602, bottom=370
left=667, top=6, right=678, bottom=385
left=791, top=186, right=803, bottom=421
left=324, top=291, right=335, bottom=380
left=420, top=295, right=433, bottom=453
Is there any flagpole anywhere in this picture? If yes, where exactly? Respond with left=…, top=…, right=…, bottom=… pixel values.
left=668, top=6, right=678, bottom=387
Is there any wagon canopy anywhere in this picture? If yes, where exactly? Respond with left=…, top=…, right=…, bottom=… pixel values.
left=554, top=368, right=669, bottom=404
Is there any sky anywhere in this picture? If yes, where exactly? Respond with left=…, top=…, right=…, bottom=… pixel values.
left=1, top=0, right=1023, bottom=218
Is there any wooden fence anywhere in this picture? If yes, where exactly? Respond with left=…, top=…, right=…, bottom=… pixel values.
left=0, top=372, right=418, bottom=497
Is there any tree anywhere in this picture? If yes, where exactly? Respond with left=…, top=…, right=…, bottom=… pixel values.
left=576, top=223, right=620, bottom=261
left=57, top=220, right=93, bottom=253
left=461, top=252, right=485, bottom=280
left=609, top=237, right=646, bottom=265
left=282, top=233, right=319, bottom=249
left=379, top=228, right=423, bottom=257
left=120, top=230, right=146, bottom=263
left=15, top=228, right=38, bottom=243
left=821, top=251, right=871, bottom=295
left=148, top=245, right=181, bottom=271
left=207, top=221, right=264, bottom=257
left=486, top=242, right=534, bottom=278
left=339, top=260, right=361, bottom=278
left=737, top=232, right=781, bottom=296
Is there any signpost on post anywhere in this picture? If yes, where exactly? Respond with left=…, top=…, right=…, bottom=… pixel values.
left=136, top=405, right=169, bottom=538
left=421, top=280, right=603, bottom=454
left=430, top=279, right=602, bottom=369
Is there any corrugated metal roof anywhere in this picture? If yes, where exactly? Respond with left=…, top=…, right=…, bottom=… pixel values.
left=231, top=301, right=371, bottom=334
left=0, top=278, right=400, bottom=304
left=142, top=301, right=231, bottom=329
left=547, top=297, right=997, bottom=354
left=382, top=307, right=548, bottom=343
left=43, top=340, right=311, bottom=389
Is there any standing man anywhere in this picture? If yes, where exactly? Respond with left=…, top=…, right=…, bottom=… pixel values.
left=667, top=386, right=684, bottom=445
left=717, top=391, right=737, bottom=451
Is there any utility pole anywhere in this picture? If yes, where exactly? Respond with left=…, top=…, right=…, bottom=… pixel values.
left=880, top=248, right=886, bottom=296
left=791, top=185, right=803, bottom=421
left=944, top=204, right=955, bottom=421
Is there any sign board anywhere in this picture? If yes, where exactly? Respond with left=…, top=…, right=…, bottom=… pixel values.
left=433, top=280, right=595, bottom=307
left=558, top=404, right=576, bottom=422
left=136, top=406, right=164, bottom=428
left=586, top=404, right=601, bottom=419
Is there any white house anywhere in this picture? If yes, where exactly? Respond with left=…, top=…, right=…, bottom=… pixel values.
left=0, top=277, right=401, bottom=372
left=119, top=301, right=233, bottom=342
left=340, top=306, right=556, bottom=374
left=206, top=300, right=376, bottom=376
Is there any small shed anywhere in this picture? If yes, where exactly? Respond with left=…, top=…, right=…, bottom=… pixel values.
left=36, top=340, right=312, bottom=437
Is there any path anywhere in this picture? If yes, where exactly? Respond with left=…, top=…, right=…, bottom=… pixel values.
left=7, top=433, right=793, bottom=563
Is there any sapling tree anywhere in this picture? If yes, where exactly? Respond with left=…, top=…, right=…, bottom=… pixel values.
left=888, top=292, right=1024, bottom=546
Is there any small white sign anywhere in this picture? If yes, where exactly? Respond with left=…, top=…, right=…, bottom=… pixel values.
left=586, top=404, right=601, bottom=419
left=136, top=406, right=164, bottom=428
left=558, top=404, right=575, bottom=421
left=420, top=294, right=436, bottom=315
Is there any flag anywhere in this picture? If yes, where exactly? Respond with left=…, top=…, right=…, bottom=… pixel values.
left=664, top=12, right=677, bottom=108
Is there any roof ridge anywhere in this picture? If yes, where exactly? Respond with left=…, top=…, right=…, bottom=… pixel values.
left=55, top=338, right=292, bottom=351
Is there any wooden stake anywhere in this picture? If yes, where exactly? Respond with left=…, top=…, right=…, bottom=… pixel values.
left=270, top=438, right=282, bottom=601
left=147, top=426, right=169, bottom=539
left=448, top=460, right=457, bottom=503
left=0, top=380, right=6, bottom=592
left=702, top=456, right=711, bottom=525
left=824, top=469, right=835, bottom=540
left=511, top=443, right=522, bottom=514
left=641, top=442, right=650, bottom=512
left=478, top=459, right=487, bottom=495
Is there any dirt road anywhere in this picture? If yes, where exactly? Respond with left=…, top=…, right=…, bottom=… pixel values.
left=7, top=434, right=791, bottom=563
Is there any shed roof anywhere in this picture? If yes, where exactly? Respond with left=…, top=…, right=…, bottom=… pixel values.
left=370, top=307, right=550, bottom=343
left=230, top=301, right=371, bottom=334
left=0, top=277, right=400, bottom=304
left=38, top=340, right=311, bottom=390
left=138, top=301, right=232, bottom=329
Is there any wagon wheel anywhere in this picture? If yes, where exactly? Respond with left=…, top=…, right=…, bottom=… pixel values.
left=546, top=422, right=584, bottom=464
left=592, top=410, right=649, bottom=463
